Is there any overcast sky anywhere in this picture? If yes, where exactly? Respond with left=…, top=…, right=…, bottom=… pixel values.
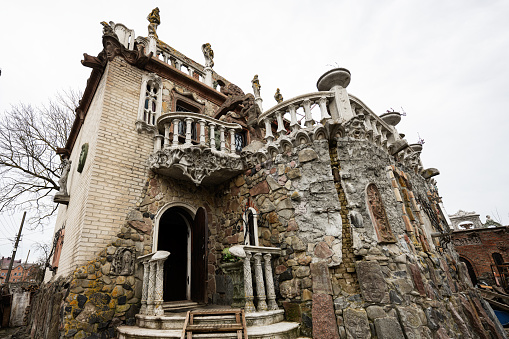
left=0, top=0, right=508, bottom=261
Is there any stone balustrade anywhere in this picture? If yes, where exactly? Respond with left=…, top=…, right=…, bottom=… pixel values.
left=257, top=92, right=335, bottom=143
left=154, top=112, right=242, bottom=152
left=148, top=112, right=246, bottom=185
left=231, top=245, right=281, bottom=313
left=137, top=251, right=170, bottom=316
left=156, top=50, right=205, bottom=82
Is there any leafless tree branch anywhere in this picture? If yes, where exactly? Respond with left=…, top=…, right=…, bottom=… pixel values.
left=0, top=89, right=80, bottom=228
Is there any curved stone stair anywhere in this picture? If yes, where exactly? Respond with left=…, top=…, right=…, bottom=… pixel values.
left=117, top=308, right=301, bottom=339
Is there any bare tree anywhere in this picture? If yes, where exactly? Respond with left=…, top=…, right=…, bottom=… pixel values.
left=0, top=90, right=80, bottom=227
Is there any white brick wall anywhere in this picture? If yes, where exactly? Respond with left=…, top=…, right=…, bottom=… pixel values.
left=52, top=58, right=154, bottom=278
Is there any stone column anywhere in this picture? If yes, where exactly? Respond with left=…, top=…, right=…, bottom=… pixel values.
left=164, top=123, right=171, bottom=147
left=172, top=119, right=180, bottom=146
left=263, top=118, right=274, bottom=143
left=147, top=261, right=156, bottom=315
left=253, top=253, right=268, bottom=311
left=229, top=129, right=236, bottom=152
left=288, top=104, right=299, bottom=132
left=148, top=35, right=157, bottom=56
left=331, top=85, right=354, bottom=122
left=199, top=119, right=206, bottom=145
left=275, top=111, right=285, bottom=137
left=153, top=135, right=164, bottom=152
left=303, top=99, right=315, bottom=128
left=318, top=96, right=331, bottom=121
left=140, top=260, right=150, bottom=315
left=263, top=253, right=278, bottom=310
left=204, top=67, right=213, bottom=87
left=185, top=118, right=193, bottom=145
left=219, top=126, right=226, bottom=152
left=243, top=252, right=256, bottom=313
left=154, top=259, right=165, bottom=316
left=209, top=123, right=216, bottom=149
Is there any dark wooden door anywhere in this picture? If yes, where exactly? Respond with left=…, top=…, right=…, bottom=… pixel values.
left=191, top=207, right=208, bottom=303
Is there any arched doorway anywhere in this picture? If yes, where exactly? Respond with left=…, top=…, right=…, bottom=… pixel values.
left=156, top=206, right=208, bottom=303
left=459, top=257, right=478, bottom=286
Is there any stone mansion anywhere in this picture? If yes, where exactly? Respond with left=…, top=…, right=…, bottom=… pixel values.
left=28, top=8, right=507, bottom=339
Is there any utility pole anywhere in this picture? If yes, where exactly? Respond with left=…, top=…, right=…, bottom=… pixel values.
left=5, top=211, right=26, bottom=285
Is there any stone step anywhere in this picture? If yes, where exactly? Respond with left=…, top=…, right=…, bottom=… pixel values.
left=163, top=301, right=200, bottom=312
left=117, top=321, right=300, bottom=339
left=137, top=310, right=285, bottom=330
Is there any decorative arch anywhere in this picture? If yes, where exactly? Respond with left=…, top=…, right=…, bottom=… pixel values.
left=459, top=256, right=478, bottom=286
left=153, top=201, right=197, bottom=252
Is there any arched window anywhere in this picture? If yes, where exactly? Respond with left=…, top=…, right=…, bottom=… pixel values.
left=243, top=207, right=259, bottom=246
left=136, top=73, right=162, bottom=132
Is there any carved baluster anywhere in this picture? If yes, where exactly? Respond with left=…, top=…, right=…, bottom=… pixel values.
left=229, top=129, right=236, bottom=152
left=243, top=252, right=256, bottom=313
left=303, top=99, right=315, bottom=128
left=164, top=123, right=170, bottom=147
left=147, top=261, right=156, bottom=315
left=172, top=119, right=180, bottom=146
left=253, top=253, right=268, bottom=311
left=185, top=118, right=193, bottom=145
left=275, top=111, right=286, bottom=137
left=209, top=123, right=216, bottom=149
left=175, top=59, right=182, bottom=70
left=219, top=126, right=226, bottom=152
left=140, top=260, right=150, bottom=315
left=288, top=104, right=299, bottom=132
left=264, top=118, right=274, bottom=143
left=199, top=119, right=206, bottom=146
left=319, top=96, right=331, bottom=120
left=154, top=258, right=166, bottom=316
left=153, top=135, right=163, bottom=152
left=187, top=66, right=194, bottom=76
left=263, top=253, right=278, bottom=310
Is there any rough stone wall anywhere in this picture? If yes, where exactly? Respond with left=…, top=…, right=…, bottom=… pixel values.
left=214, top=140, right=343, bottom=336
left=452, top=226, right=509, bottom=284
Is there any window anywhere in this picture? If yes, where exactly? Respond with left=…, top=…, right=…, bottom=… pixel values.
left=234, top=131, right=246, bottom=152
left=136, top=73, right=162, bottom=132
left=243, top=208, right=259, bottom=246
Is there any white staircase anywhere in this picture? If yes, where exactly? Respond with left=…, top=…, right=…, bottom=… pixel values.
left=117, top=306, right=301, bottom=339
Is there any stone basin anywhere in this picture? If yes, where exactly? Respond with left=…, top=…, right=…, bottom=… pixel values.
left=380, top=112, right=401, bottom=126
left=317, top=68, right=351, bottom=91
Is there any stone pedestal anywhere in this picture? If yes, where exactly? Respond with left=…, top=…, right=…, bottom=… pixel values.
left=220, top=261, right=245, bottom=308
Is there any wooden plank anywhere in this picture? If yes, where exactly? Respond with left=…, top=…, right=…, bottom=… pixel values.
left=190, top=308, right=241, bottom=315
left=186, top=324, right=244, bottom=332
left=242, top=309, right=248, bottom=339
left=181, top=311, right=191, bottom=339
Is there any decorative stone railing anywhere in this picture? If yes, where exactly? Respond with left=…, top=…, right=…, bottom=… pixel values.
left=137, top=251, right=170, bottom=316
left=229, top=245, right=281, bottom=313
left=156, top=50, right=205, bottom=82
left=148, top=112, right=245, bottom=185
left=257, top=92, right=335, bottom=143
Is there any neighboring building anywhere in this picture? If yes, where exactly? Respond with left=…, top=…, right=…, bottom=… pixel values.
left=28, top=10, right=506, bottom=339
left=450, top=211, right=509, bottom=290
left=0, top=257, right=38, bottom=285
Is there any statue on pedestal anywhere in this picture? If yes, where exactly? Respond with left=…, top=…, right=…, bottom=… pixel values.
left=147, top=7, right=161, bottom=38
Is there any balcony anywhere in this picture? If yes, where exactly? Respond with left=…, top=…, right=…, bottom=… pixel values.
left=148, top=112, right=246, bottom=185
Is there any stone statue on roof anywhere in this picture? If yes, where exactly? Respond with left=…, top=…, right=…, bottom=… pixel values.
left=274, top=88, right=283, bottom=103
left=252, top=75, right=261, bottom=98
left=147, top=7, right=161, bottom=38
left=202, top=43, right=214, bottom=68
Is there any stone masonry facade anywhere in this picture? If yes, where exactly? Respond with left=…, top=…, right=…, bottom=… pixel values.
left=26, top=16, right=508, bottom=339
